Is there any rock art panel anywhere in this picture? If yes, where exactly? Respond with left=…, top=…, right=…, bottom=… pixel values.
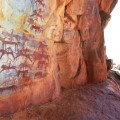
left=0, top=0, right=49, bottom=87
left=0, top=0, right=61, bottom=116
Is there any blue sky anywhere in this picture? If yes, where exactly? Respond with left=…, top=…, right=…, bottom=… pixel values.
left=105, top=1, right=120, bottom=64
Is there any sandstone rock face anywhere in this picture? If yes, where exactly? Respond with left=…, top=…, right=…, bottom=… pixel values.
left=56, top=0, right=117, bottom=87
left=0, top=0, right=118, bottom=116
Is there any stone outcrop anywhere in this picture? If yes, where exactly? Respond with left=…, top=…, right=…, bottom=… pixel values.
left=55, top=0, right=117, bottom=88
left=0, top=0, right=118, bottom=116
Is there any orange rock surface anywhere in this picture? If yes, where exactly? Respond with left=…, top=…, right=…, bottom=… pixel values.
left=0, top=0, right=118, bottom=116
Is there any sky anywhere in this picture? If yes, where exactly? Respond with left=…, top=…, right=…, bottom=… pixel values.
left=105, top=1, right=120, bottom=65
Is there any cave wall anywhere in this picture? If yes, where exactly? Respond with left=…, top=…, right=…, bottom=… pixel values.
left=0, top=0, right=117, bottom=116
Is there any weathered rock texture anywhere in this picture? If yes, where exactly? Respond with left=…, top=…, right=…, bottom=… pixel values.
left=1, top=73, right=120, bottom=120
left=0, top=0, right=118, bottom=116
left=56, top=0, right=117, bottom=88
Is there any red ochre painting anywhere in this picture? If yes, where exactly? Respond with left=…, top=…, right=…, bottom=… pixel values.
left=0, top=0, right=49, bottom=89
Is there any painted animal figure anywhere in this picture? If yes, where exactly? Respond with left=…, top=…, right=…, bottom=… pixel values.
left=27, top=18, right=35, bottom=27
left=30, top=10, right=44, bottom=20
left=37, top=8, right=44, bottom=13
left=0, top=37, right=19, bottom=51
left=2, top=31, right=13, bottom=38
left=0, top=63, right=16, bottom=73
left=28, top=18, right=42, bottom=29
left=19, top=62, right=32, bottom=70
left=0, top=47, right=15, bottom=59
left=0, top=85, right=17, bottom=93
left=3, top=41, right=19, bottom=51
left=30, top=0, right=45, bottom=10
left=32, top=51, right=43, bottom=65
left=13, top=34, right=22, bottom=42
left=34, top=71, right=42, bottom=78
left=34, top=0, right=45, bottom=7
left=17, top=70, right=28, bottom=77
left=15, top=48, right=33, bottom=62
left=2, top=30, right=14, bottom=42
left=22, top=35, right=29, bottom=45
left=30, top=25, right=43, bottom=33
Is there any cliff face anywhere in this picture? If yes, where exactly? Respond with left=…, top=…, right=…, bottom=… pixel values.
left=56, top=0, right=117, bottom=88
left=0, top=0, right=118, bottom=116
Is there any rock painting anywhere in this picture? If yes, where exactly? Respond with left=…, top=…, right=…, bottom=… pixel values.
left=0, top=0, right=49, bottom=88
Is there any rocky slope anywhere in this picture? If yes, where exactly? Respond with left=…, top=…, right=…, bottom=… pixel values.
left=0, top=71, right=120, bottom=120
